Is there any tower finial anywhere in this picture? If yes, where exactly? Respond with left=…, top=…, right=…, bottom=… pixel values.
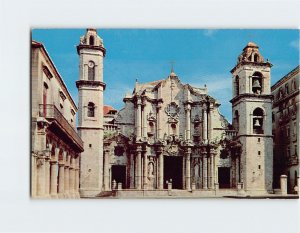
left=170, top=61, right=175, bottom=73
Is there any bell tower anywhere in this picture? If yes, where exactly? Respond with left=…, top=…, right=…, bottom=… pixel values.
left=230, top=42, right=273, bottom=194
left=76, top=29, right=106, bottom=197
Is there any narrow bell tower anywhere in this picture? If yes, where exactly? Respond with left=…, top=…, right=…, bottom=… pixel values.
left=230, top=42, right=273, bottom=194
left=76, top=29, right=106, bottom=197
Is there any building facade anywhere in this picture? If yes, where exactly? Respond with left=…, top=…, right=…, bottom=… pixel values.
left=31, top=41, right=83, bottom=198
left=272, top=66, right=299, bottom=193
left=77, top=30, right=280, bottom=197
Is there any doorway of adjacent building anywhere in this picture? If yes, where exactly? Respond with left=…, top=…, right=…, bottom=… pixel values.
left=111, top=165, right=126, bottom=189
left=218, top=167, right=230, bottom=188
left=164, top=156, right=183, bottom=189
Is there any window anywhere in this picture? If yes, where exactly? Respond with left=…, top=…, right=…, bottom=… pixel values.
left=258, top=151, right=261, bottom=155
left=235, top=75, right=239, bottom=96
left=149, top=122, right=155, bottom=135
left=89, top=144, right=92, bottom=148
left=295, top=145, right=297, bottom=156
left=258, top=138, right=260, bottom=142
left=114, top=146, right=124, bottom=156
left=87, top=102, right=95, bottom=117
left=253, top=54, right=259, bottom=62
left=252, top=72, right=263, bottom=94
left=88, top=61, right=95, bottom=81
left=285, top=83, right=289, bottom=95
left=89, top=36, right=94, bottom=45
left=171, top=123, right=177, bottom=135
left=258, top=165, right=261, bottom=169
left=292, top=79, right=297, bottom=90
left=233, top=110, right=239, bottom=131
left=253, top=107, right=264, bottom=134
left=43, top=82, right=48, bottom=116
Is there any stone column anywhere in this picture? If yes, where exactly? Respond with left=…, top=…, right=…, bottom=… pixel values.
left=36, top=155, right=46, bottom=197
left=44, top=155, right=50, bottom=197
left=236, top=156, right=240, bottom=183
left=142, top=104, right=147, bottom=138
left=158, top=152, right=164, bottom=190
left=185, top=104, right=191, bottom=140
left=203, top=107, right=208, bottom=143
left=156, top=104, right=162, bottom=139
left=75, top=160, right=80, bottom=198
left=202, top=152, right=208, bottom=189
left=104, top=149, right=110, bottom=191
left=129, top=153, right=135, bottom=189
left=136, top=99, right=142, bottom=140
left=50, top=160, right=58, bottom=198
left=210, top=154, right=215, bottom=188
left=64, top=161, right=70, bottom=198
left=207, top=155, right=211, bottom=189
left=280, top=175, right=288, bottom=195
left=135, top=147, right=142, bottom=189
left=69, top=158, right=75, bottom=197
left=143, top=153, right=148, bottom=189
left=58, top=162, right=65, bottom=198
left=185, top=149, right=191, bottom=190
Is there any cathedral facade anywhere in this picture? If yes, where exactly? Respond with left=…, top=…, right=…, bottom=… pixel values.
left=75, top=29, right=287, bottom=198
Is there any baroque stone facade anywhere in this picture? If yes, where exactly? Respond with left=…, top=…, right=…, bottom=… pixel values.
left=101, top=42, right=278, bottom=196
left=31, top=41, right=83, bottom=198
left=272, top=66, right=299, bottom=193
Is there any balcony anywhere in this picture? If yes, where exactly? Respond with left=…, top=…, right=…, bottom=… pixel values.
left=39, top=104, right=83, bottom=152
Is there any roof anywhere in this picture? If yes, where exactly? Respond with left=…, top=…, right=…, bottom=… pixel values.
left=103, top=105, right=117, bottom=115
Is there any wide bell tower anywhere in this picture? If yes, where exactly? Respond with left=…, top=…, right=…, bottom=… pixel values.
left=76, top=29, right=106, bottom=197
left=230, top=42, right=273, bottom=194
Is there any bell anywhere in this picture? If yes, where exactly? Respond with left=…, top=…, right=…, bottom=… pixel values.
left=252, top=80, right=261, bottom=88
left=254, top=119, right=261, bottom=127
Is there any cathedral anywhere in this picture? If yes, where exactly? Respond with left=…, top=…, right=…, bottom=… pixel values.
left=76, top=29, right=286, bottom=198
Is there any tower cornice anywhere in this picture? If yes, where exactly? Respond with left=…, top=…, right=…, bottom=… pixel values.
left=230, top=61, right=272, bottom=74
left=76, top=80, right=106, bottom=90
left=77, top=44, right=106, bottom=56
left=230, top=93, right=273, bottom=104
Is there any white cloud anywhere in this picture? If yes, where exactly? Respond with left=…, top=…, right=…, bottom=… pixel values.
left=289, top=39, right=300, bottom=50
left=203, top=29, right=218, bottom=37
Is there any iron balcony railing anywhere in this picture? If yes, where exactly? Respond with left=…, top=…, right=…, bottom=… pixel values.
left=39, top=104, right=83, bottom=150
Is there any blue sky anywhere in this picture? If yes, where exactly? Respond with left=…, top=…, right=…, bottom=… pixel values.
left=32, top=29, right=299, bottom=122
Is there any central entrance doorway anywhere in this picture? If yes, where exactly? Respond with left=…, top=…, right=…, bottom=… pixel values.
left=218, top=167, right=230, bottom=188
left=111, top=165, right=126, bottom=189
left=164, top=156, right=183, bottom=189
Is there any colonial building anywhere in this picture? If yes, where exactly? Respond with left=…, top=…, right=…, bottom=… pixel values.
left=78, top=29, right=284, bottom=197
left=31, top=41, right=83, bottom=198
left=272, top=65, right=299, bottom=193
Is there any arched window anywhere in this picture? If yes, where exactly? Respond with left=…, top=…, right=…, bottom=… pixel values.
left=149, top=122, right=155, bottom=135
left=252, top=72, right=263, bottom=94
left=89, top=36, right=94, bottom=45
left=171, top=123, right=177, bottom=135
left=87, top=102, right=95, bottom=117
left=88, top=61, right=95, bottom=81
left=235, top=75, right=239, bottom=96
left=233, top=110, right=239, bottom=131
left=253, top=53, right=259, bottom=62
left=253, top=107, right=264, bottom=134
